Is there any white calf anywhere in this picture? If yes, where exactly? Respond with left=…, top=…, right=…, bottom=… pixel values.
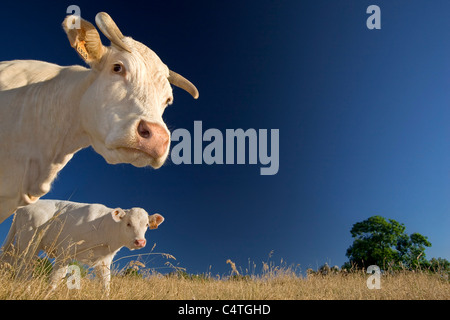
left=1, top=199, right=164, bottom=293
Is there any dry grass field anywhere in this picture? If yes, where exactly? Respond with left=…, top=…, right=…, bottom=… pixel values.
left=0, top=256, right=448, bottom=300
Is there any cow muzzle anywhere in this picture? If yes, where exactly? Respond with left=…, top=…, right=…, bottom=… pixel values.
left=136, top=121, right=170, bottom=160
left=134, top=239, right=146, bottom=248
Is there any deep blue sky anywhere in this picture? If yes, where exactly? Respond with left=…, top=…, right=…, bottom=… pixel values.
left=0, top=1, right=448, bottom=276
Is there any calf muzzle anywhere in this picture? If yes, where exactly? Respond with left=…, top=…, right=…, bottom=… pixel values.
left=134, top=239, right=146, bottom=248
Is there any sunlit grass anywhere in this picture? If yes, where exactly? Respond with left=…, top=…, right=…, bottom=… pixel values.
left=0, top=249, right=448, bottom=299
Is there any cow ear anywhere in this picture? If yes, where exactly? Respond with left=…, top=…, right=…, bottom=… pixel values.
left=112, top=208, right=126, bottom=222
left=148, top=214, right=164, bottom=229
left=62, top=15, right=106, bottom=65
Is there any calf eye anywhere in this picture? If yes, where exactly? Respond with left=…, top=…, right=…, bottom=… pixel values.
left=127, top=223, right=131, bottom=227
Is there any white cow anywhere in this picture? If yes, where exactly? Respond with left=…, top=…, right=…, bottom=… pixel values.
left=1, top=199, right=164, bottom=294
left=0, top=12, right=198, bottom=223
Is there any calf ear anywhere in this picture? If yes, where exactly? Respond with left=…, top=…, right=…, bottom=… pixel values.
left=148, top=214, right=164, bottom=229
left=111, top=208, right=126, bottom=222
left=62, top=15, right=105, bottom=65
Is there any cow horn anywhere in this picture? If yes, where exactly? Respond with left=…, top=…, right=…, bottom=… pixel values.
left=95, top=12, right=132, bottom=53
left=168, top=70, right=199, bottom=99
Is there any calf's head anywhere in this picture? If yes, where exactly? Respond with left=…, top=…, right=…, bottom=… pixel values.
left=111, top=207, right=164, bottom=250
left=63, top=12, right=198, bottom=168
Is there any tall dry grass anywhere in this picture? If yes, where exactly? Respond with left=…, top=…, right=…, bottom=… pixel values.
left=0, top=252, right=448, bottom=300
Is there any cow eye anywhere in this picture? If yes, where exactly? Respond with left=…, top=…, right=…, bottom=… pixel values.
left=112, top=63, right=125, bottom=74
left=127, top=223, right=131, bottom=227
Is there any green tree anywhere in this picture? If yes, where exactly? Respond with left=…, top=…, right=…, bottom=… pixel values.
left=345, top=215, right=431, bottom=270
left=396, top=232, right=432, bottom=269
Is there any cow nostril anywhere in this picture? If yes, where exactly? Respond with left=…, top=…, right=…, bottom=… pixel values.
left=138, top=121, right=151, bottom=139
left=140, top=129, right=150, bottom=139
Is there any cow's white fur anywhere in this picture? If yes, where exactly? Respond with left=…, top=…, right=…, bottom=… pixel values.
left=0, top=13, right=196, bottom=223
left=1, top=199, right=164, bottom=293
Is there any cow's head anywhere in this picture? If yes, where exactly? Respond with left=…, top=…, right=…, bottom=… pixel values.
left=111, top=207, right=164, bottom=250
left=63, top=12, right=198, bottom=169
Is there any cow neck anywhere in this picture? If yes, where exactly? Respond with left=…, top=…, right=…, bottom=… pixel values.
left=20, top=67, right=96, bottom=204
